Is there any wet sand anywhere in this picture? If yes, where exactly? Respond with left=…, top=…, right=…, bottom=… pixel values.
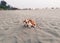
left=0, top=9, right=60, bottom=43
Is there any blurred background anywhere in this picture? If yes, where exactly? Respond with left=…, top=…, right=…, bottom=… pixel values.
left=0, top=0, right=60, bottom=10
left=0, top=0, right=19, bottom=10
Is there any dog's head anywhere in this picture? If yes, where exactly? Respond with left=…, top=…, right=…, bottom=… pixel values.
left=23, top=19, right=29, bottom=24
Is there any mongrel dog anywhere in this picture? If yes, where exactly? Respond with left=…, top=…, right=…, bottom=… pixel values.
left=23, top=19, right=36, bottom=28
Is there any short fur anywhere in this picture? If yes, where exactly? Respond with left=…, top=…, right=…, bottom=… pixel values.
left=23, top=19, right=36, bottom=28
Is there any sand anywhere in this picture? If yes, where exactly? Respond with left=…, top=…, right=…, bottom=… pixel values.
left=0, top=9, right=60, bottom=43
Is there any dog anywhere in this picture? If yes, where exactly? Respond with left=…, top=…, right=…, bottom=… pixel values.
left=23, top=19, right=36, bottom=28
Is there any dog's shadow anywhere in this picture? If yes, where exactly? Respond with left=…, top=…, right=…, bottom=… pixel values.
left=22, top=25, right=31, bottom=29
left=22, top=24, right=36, bottom=29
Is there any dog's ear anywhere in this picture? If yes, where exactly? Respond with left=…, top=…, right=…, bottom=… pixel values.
left=23, top=20, right=25, bottom=22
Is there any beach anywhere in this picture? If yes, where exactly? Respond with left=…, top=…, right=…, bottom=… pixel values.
left=0, top=9, right=60, bottom=43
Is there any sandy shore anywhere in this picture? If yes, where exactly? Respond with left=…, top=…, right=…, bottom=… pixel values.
left=0, top=9, right=60, bottom=43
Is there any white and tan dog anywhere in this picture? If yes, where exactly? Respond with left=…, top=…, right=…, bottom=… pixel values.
left=23, top=19, right=36, bottom=28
